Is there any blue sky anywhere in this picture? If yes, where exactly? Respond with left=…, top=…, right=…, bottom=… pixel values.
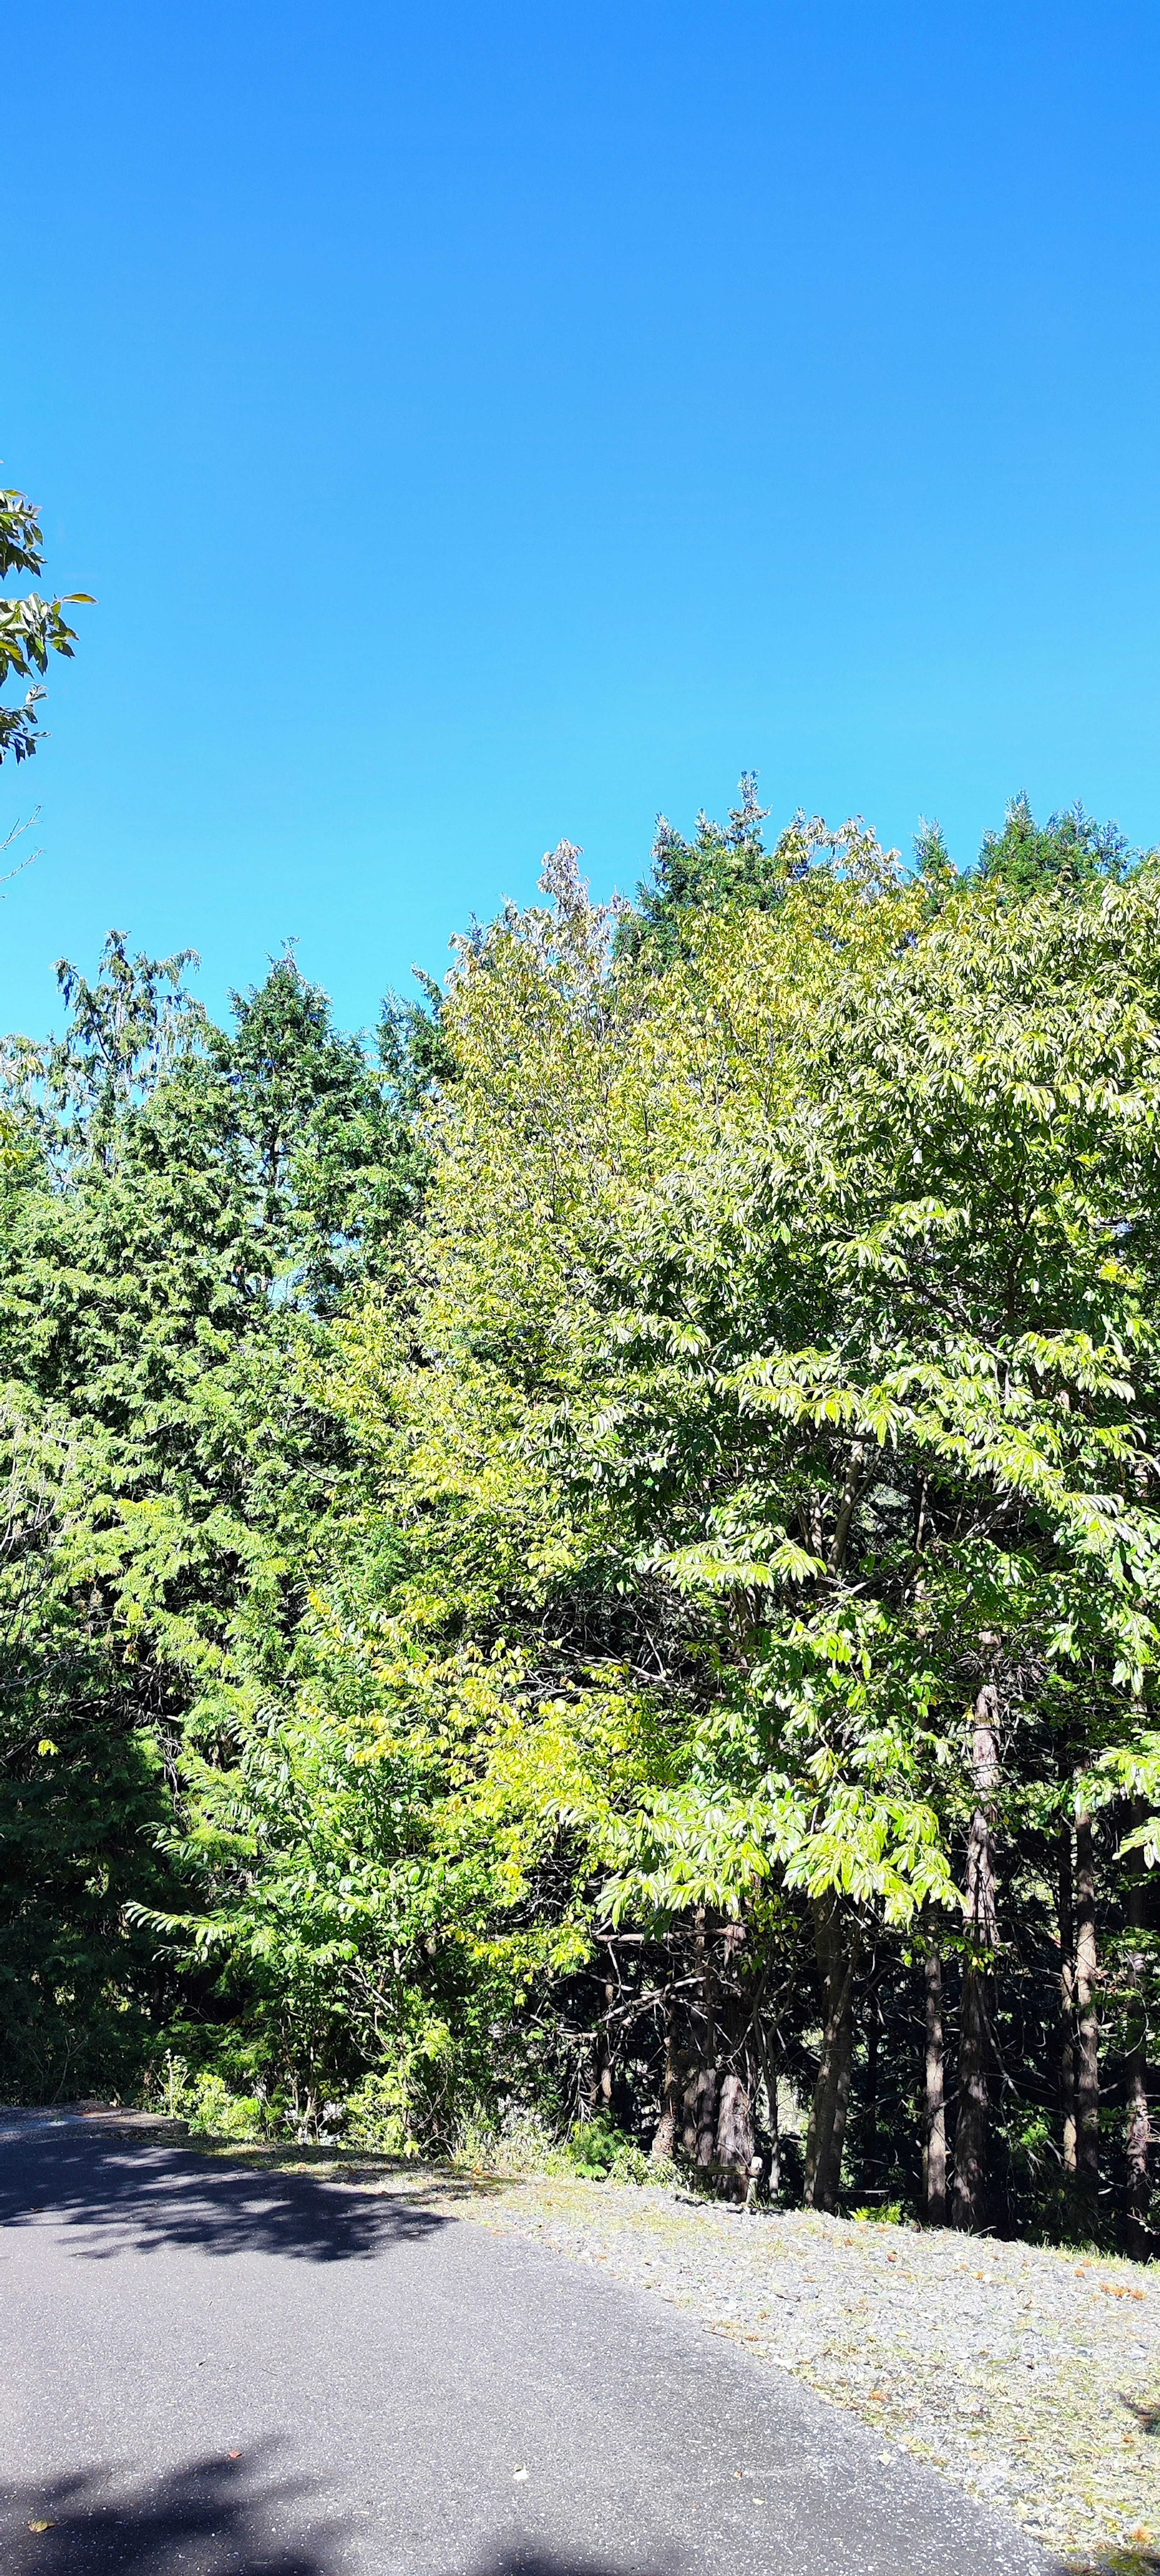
left=7, top=2, right=1160, bottom=1041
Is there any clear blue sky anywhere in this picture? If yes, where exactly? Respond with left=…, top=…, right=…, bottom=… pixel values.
left=7, top=2, right=1160, bottom=1040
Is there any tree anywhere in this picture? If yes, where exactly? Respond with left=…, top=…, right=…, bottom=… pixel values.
left=214, top=949, right=406, bottom=1304
left=6, top=784, right=1160, bottom=2244
left=270, top=838, right=1160, bottom=2221
left=0, top=940, right=393, bottom=2095
left=976, top=794, right=1142, bottom=896
left=615, top=774, right=776, bottom=963
left=0, top=480, right=91, bottom=766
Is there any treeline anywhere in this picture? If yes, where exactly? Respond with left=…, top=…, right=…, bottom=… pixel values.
left=1, top=777, right=1158, bottom=2253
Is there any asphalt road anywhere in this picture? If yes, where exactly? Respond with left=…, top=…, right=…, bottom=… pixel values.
left=0, top=2121, right=1063, bottom=2576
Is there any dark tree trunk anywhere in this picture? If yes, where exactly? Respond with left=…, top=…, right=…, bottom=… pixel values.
left=693, top=2064, right=718, bottom=2169
left=864, top=1975, right=880, bottom=2185
left=1125, top=1807, right=1152, bottom=2256
left=680, top=2069, right=698, bottom=2162
left=716, top=2071, right=756, bottom=2197
left=804, top=1899, right=860, bottom=2212
left=1073, top=1808, right=1100, bottom=2235
left=923, top=1918, right=947, bottom=2225
left=682, top=1906, right=718, bottom=2170
left=952, top=1961, right=990, bottom=2229
left=651, top=1990, right=681, bottom=2162
left=767, top=2054, right=781, bottom=2201
left=1058, top=1822, right=1077, bottom=2182
left=952, top=1677, right=999, bottom=2231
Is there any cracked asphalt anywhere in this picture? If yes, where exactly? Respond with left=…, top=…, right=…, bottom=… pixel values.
left=0, top=2121, right=1065, bottom=2576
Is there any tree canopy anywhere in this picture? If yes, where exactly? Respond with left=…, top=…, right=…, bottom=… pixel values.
left=1, top=775, right=1157, bottom=2251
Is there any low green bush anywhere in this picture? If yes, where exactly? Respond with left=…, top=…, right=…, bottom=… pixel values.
left=565, top=2113, right=650, bottom=2183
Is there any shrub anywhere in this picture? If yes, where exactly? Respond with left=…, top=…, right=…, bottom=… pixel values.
left=565, top=2113, right=650, bottom=2183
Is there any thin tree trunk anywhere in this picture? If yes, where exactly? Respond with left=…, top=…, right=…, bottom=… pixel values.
left=1126, top=2057, right=1151, bottom=2251
left=690, top=1905, right=718, bottom=2170
left=651, top=1990, right=681, bottom=2162
left=952, top=1963, right=990, bottom=2229
left=589, top=1978, right=615, bottom=2110
left=680, top=2067, right=699, bottom=2161
left=1073, top=1807, right=1100, bottom=2234
left=864, top=1974, right=880, bottom=2185
left=952, top=1676, right=999, bottom=2231
left=1058, top=1822, right=1077, bottom=2179
left=767, top=2057, right=781, bottom=2202
left=804, top=1899, right=860, bottom=2212
left=829, top=1439, right=867, bottom=1574
left=1125, top=1805, right=1152, bottom=2256
left=923, top=1916, right=947, bottom=2225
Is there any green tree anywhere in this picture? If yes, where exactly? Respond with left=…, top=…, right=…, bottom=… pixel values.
left=0, top=479, right=91, bottom=766
left=0, top=939, right=395, bottom=2096
left=248, top=839, right=1160, bottom=2226
left=616, top=773, right=776, bottom=962
left=976, top=793, right=1141, bottom=895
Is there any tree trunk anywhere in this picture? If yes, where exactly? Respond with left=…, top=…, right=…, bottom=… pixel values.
left=952, top=1961, right=990, bottom=2229
left=693, top=2063, right=718, bottom=2168
left=589, top=1978, right=615, bottom=2110
left=651, top=1991, right=681, bottom=2162
left=804, top=1899, right=860, bottom=2212
left=1125, top=1807, right=1152, bottom=2257
left=952, top=1677, right=999, bottom=2231
left=963, top=1680, right=1000, bottom=1944
left=923, top=1918, right=947, bottom=2225
left=1126, top=2051, right=1151, bottom=2254
left=1058, top=1822, right=1077, bottom=2179
left=767, top=2059, right=781, bottom=2202
left=1126, top=2024, right=1151, bottom=2256
left=1073, top=1807, right=1100, bottom=2236
left=864, top=1975, right=880, bottom=2186
left=691, top=1905, right=718, bottom=2167
left=716, top=2071, right=756, bottom=2197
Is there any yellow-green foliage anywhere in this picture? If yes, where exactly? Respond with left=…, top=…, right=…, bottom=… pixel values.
left=319, top=844, right=1160, bottom=1975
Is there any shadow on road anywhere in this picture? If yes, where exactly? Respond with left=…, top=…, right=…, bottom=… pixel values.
left=0, top=2135, right=452, bottom=2264
left=1, top=2442, right=347, bottom=2575
left=462, top=2558, right=682, bottom=2576
left=2, top=2459, right=684, bottom=2576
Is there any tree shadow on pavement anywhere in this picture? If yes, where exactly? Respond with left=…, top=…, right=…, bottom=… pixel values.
left=0, top=2442, right=347, bottom=2576
left=460, top=2555, right=680, bottom=2576
left=0, top=2135, right=452, bottom=2264
left=1, top=2478, right=691, bottom=2576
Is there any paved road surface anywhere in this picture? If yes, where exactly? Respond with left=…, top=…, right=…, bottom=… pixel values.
left=0, top=2122, right=1063, bottom=2576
